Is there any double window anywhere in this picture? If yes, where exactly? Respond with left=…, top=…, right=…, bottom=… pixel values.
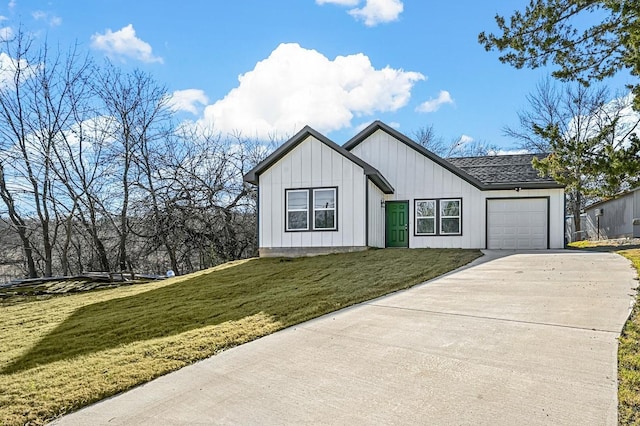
left=286, top=187, right=337, bottom=231
left=415, top=198, right=461, bottom=236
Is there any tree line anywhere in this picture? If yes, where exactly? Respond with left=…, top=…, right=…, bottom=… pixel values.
left=0, top=31, right=267, bottom=279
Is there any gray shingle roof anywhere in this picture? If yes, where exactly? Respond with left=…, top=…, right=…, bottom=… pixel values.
left=447, top=153, right=558, bottom=186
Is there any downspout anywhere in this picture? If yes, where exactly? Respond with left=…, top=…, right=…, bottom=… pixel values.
left=256, top=185, right=260, bottom=254
left=365, top=177, right=369, bottom=247
left=563, top=192, right=567, bottom=247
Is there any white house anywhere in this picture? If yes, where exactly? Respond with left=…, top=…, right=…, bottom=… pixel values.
left=244, top=121, right=565, bottom=256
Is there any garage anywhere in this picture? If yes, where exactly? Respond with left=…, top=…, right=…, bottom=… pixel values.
left=487, top=198, right=548, bottom=249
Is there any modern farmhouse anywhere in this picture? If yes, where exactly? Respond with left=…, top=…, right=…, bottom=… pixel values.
left=244, top=121, right=565, bottom=256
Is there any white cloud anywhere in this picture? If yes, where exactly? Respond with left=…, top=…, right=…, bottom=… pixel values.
left=8, top=0, right=15, bottom=10
left=32, top=10, right=62, bottom=27
left=349, top=0, right=403, bottom=26
left=316, top=0, right=359, bottom=5
left=90, top=24, right=163, bottom=64
left=458, top=134, right=474, bottom=144
left=0, top=26, right=12, bottom=41
left=488, top=149, right=531, bottom=156
left=169, top=89, right=209, bottom=115
left=0, top=52, right=34, bottom=89
left=317, top=0, right=403, bottom=26
left=416, top=90, right=454, bottom=113
left=199, top=43, right=424, bottom=139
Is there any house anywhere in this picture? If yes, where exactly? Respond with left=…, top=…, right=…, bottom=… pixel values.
left=243, top=121, right=565, bottom=256
left=584, top=188, right=640, bottom=239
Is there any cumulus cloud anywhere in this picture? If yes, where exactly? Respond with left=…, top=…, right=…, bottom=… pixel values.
left=416, top=90, right=454, bottom=113
left=169, top=89, right=209, bottom=115
left=317, top=0, right=403, bottom=26
left=91, top=24, right=163, bottom=64
left=0, top=52, right=34, bottom=88
left=349, top=0, right=403, bottom=26
left=199, top=43, right=424, bottom=139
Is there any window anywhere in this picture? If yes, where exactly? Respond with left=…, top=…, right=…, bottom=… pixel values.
left=414, top=198, right=462, bottom=236
left=440, top=199, right=461, bottom=235
left=285, top=187, right=337, bottom=232
left=313, top=188, right=336, bottom=230
left=415, top=200, right=436, bottom=235
left=286, top=190, right=309, bottom=231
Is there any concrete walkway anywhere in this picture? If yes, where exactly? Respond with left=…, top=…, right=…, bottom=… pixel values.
left=51, top=250, right=638, bottom=425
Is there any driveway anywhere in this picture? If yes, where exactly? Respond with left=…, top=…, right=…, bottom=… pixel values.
left=51, top=250, right=638, bottom=425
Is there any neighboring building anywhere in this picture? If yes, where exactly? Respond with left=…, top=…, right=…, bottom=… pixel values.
left=243, top=121, right=565, bottom=257
left=584, top=188, right=640, bottom=239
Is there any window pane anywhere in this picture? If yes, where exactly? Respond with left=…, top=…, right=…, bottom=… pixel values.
left=416, top=200, right=435, bottom=217
left=288, top=211, right=308, bottom=230
left=441, top=200, right=460, bottom=216
left=288, top=191, right=308, bottom=210
left=417, top=218, right=435, bottom=234
left=314, top=189, right=335, bottom=209
left=441, top=218, right=460, bottom=234
left=315, top=210, right=335, bottom=229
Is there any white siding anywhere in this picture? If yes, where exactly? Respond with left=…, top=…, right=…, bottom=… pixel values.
left=367, top=180, right=385, bottom=248
left=259, top=136, right=368, bottom=250
left=350, top=129, right=484, bottom=249
left=350, top=129, right=565, bottom=249
left=483, top=188, right=565, bottom=249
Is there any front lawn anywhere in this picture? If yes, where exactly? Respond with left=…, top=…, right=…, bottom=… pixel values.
left=618, top=248, right=640, bottom=425
left=569, top=241, right=640, bottom=424
left=0, top=248, right=481, bottom=425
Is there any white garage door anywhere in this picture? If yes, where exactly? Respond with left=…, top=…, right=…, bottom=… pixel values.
left=487, top=198, right=548, bottom=249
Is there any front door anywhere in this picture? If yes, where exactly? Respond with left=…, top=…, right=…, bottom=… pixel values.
left=385, top=201, right=409, bottom=248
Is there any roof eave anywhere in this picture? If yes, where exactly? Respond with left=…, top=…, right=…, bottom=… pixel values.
left=483, top=182, right=565, bottom=190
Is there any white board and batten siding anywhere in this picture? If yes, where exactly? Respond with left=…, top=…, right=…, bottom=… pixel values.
left=367, top=180, right=386, bottom=248
left=349, top=129, right=565, bottom=249
left=349, top=129, right=484, bottom=249
left=259, top=135, right=368, bottom=250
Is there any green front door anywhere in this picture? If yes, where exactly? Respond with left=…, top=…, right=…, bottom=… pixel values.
left=385, top=201, right=409, bottom=248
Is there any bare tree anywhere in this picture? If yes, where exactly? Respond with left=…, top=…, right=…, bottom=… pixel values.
left=93, top=64, right=172, bottom=272
left=506, top=79, right=640, bottom=237
left=0, top=29, right=93, bottom=277
left=414, top=125, right=498, bottom=157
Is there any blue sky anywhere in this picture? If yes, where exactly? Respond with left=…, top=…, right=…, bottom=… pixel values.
left=0, top=0, right=635, bottom=151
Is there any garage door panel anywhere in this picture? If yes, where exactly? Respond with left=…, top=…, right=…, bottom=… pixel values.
left=487, top=198, right=548, bottom=249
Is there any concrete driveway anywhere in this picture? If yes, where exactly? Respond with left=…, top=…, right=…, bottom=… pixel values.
left=51, top=250, right=638, bottom=426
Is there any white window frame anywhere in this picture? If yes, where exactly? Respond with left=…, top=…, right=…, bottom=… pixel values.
left=286, top=189, right=309, bottom=231
left=439, top=198, right=461, bottom=235
left=415, top=199, right=436, bottom=235
left=312, top=188, right=337, bottom=231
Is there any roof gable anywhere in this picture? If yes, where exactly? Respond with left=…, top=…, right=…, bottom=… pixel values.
left=343, top=121, right=486, bottom=189
left=243, top=125, right=394, bottom=194
left=343, top=121, right=563, bottom=190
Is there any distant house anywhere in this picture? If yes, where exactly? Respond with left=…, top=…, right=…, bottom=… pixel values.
left=584, top=188, right=640, bottom=239
left=243, top=121, right=565, bottom=257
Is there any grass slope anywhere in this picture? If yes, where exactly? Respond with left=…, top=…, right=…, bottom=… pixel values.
left=618, top=249, right=640, bottom=425
left=568, top=242, right=640, bottom=424
left=0, top=248, right=481, bottom=425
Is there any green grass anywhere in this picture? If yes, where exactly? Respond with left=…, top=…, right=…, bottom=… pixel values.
left=569, top=241, right=640, bottom=424
left=0, top=248, right=481, bottom=425
left=618, top=248, right=640, bottom=425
